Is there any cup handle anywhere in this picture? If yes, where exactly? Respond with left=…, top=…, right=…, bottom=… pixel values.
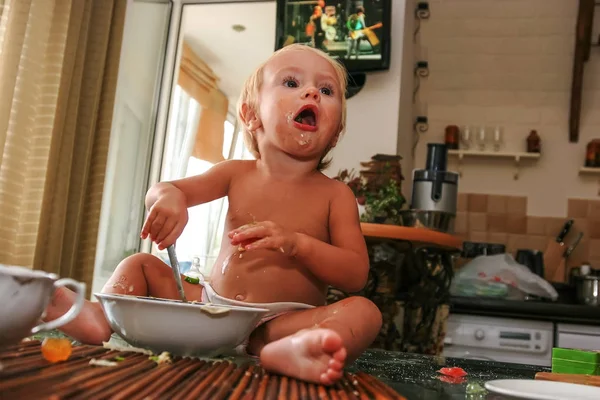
left=31, top=278, right=86, bottom=334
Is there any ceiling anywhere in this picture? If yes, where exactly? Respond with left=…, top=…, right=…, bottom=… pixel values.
left=181, top=2, right=277, bottom=110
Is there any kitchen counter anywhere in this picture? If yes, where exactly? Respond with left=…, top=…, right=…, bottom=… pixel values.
left=450, top=295, right=600, bottom=326
left=22, top=331, right=547, bottom=399
left=354, top=349, right=547, bottom=399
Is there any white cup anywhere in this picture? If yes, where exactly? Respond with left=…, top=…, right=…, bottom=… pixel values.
left=0, top=264, right=85, bottom=346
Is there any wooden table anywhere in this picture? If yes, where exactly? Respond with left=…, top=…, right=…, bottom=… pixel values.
left=0, top=340, right=406, bottom=400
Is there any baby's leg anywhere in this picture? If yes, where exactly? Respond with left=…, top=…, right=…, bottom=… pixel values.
left=44, top=253, right=203, bottom=345
left=247, top=296, right=382, bottom=385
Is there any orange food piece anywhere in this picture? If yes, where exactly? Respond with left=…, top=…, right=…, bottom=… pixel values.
left=41, top=337, right=72, bottom=363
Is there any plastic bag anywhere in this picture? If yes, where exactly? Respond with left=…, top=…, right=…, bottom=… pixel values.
left=451, top=253, right=558, bottom=300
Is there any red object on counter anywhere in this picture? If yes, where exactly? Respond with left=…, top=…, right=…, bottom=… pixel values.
left=438, top=375, right=467, bottom=384
left=438, top=367, right=467, bottom=377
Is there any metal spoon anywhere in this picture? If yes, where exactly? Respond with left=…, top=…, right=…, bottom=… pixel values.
left=167, top=245, right=187, bottom=303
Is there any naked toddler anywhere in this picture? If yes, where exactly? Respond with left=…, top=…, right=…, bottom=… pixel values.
left=44, top=44, right=382, bottom=385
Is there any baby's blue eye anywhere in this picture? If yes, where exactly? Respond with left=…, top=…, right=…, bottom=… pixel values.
left=320, top=87, right=332, bottom=96
left=284, top=79, right=298, bottom=88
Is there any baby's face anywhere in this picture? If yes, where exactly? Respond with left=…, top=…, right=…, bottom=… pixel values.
left=256, top=48, right=343, bottom=161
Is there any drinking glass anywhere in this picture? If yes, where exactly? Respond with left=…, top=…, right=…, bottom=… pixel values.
left=492, top=126, right=504, bottom=151
left=460, top=125, right=472, bottom=150
left=475, top=126, right=487, bottom=151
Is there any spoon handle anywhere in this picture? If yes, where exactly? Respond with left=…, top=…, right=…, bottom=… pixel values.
left=167, top=245, right=187, bottom=303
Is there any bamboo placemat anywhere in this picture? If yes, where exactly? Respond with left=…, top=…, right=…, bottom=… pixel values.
left=0, top=340, right=406, bottom=399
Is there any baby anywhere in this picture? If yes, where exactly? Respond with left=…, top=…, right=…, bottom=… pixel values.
left=44, top=44, right=382, bottom=385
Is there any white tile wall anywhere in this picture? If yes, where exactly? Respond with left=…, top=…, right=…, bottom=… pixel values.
left=414, top=0, right=600, bottom=217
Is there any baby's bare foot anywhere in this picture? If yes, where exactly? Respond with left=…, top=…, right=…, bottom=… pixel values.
left=259, top=328, right=346, bottom=385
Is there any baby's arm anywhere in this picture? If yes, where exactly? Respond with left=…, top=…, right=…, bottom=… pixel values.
left=142, top=159, right=242, bottom=248
left=293, top=182, right=369, bottom=293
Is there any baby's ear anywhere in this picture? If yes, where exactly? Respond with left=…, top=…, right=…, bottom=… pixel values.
left=240, top=103, right=261, bottom=132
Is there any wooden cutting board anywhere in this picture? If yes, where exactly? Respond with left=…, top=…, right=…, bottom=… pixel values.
left=0, top=340, right=406, bottom=400
left=535, top=372, right=600, bottom=387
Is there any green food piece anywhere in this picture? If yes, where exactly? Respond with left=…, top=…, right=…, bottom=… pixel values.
left=149, top=356, right=159, bottom=362
left=184, top=276, right=200, bottom=284
left=466, top=383, right=486, bottom=394
left=114, top=356, right=125, bottom=362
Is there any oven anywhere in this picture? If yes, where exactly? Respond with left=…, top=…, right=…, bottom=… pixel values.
left=442, top=314, right=554, bottom=367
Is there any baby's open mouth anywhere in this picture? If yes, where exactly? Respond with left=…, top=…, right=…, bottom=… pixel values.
left=293, top=106, right=318, bottom=128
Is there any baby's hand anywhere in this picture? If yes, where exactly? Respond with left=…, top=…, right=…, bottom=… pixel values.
left=228, top=221, right=297, bottom=256
left=141, top=189, right=188, bottom=250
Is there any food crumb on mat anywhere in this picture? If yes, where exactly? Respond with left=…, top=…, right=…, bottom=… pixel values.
left=149, top=351, right=172, bottom=364
left=89, top=358, right=118, bottom=367
left=102, top=341, right=153, bottom=355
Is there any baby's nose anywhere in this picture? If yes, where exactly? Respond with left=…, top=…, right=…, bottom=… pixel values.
left=302, top=88, right=320, bottom=101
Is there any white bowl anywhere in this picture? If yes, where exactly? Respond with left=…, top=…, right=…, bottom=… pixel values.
left=94, top=293, right=270, bottom=357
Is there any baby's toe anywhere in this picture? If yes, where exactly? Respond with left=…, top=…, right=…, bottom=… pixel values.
left=320, top=372, right=333, bottom=386
left=329, top=358, right=344, bottom=371
left=333, top=347, right=347, bottom=362
left=321, top=331, right=343, bottom=353
left=324, top=368, right=343, bottom=383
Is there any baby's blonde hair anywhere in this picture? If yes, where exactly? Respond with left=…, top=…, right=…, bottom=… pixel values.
left=236, top=44, right=348, bottom=171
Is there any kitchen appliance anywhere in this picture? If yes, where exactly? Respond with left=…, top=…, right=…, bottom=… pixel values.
left=516, top=249, right=545, bottom=278
left=443, top=314, right=554, bottom=367
left=463, top=242, right=506, bottom=258
left=574, top=273, right=600, bottom=306
left=398, top=209, right=454, bottom=233
left=411, top=143, right=459, bottom=216
left=557, top=323, right=600, bottom=351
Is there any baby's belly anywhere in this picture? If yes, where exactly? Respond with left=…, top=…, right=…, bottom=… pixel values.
left=208, top=249, right=326, bottom=305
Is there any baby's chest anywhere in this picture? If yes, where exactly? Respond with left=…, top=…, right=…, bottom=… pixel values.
left=226, top=187, right=331, bottom=241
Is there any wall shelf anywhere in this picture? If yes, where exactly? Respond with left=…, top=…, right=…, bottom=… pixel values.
left=448, top=150, right=541, bottom=180
left=579, top=167, right=600, bottom=175
left=578, top=167, right=600, bottom=195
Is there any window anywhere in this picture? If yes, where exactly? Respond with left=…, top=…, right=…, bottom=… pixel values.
left=153, top=86, right=253, bottom=276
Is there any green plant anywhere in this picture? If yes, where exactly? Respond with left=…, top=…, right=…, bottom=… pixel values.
left=333, top=158, right=406, bottom=224
left=361, top=178, right=405, bottom=224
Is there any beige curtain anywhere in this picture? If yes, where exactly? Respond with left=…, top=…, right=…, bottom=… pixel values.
left=178, top=42, right=228, bottom=164
left=0, top=0, right=126, bottom=296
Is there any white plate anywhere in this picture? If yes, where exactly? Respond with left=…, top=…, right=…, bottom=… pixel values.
left=485, top=379, right=600, bottom=400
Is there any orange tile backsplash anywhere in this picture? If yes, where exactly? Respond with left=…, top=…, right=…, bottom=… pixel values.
left=456, top=194, right=600, bottom=271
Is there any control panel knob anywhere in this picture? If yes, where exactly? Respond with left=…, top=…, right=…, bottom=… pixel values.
left=474, top=329, right=485, bottom=341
